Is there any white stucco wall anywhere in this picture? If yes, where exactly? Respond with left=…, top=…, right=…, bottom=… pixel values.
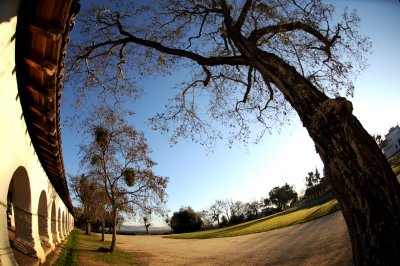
left=384, top=126, right=400, bottom=159
left=0, top=2, right=73, bottom=265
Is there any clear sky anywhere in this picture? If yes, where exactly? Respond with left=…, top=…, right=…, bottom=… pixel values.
left=61, top=1, right=400, bottom=225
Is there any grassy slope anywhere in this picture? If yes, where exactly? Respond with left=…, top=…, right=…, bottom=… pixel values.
left=167, top=193, right=339, bottom=239
left=388, top=150, right=400, bottom=180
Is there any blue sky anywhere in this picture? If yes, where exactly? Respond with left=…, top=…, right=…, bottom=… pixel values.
left=61, top=1, right=400, bottom=225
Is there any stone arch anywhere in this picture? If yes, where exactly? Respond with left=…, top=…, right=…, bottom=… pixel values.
left=37, top=190, right=51, bottom=251
left=7, top=166, right=36, bottom=256
left=57, top=208, right=62, bottom=239
left=62, top=211, right=66, bottom=236
left=50, top=200, right=58, bottom=244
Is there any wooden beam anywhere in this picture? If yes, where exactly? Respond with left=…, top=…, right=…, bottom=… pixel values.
left=36, top=143, right=60, bottom=158
left=26, top=83, right=54, bottom=101
left=37, top=132, right=57, bottom=145
left=27, top=23, right=62, bottom=41
left=24, top=57, right=57, bottom=76
left=31, top=120, right=57, bottom=136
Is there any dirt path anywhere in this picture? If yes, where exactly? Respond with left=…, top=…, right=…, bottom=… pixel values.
left=115, top=211, right=352, bottom=266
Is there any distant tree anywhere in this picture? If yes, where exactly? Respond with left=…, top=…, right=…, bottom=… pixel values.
left=143, top=215, right=151, bottom=235
left=263, top=198, right=271, bottom=207
left=220, top=199, right=234, bottom=223
left=70, top=174, right=107, bottom=235
left=268, top=183, right=298, bottom=211
left=80, top=106, right=168, bottom=253
left=209, top=201, right=224, bottom=226
left=229, top=201, right=247, bottom=225
left=169, top=206, right=203, bottom=233
left=198, top=210, right=214, bottom=229
left=220, top=215, right=229, bottom=227
left=73, top=207, right=85, bottom=229
left=372, top=134, right=384, bottom=151
left=305, top=168, right=322, bottom=188
left=246, top=200, right=262, bottom=220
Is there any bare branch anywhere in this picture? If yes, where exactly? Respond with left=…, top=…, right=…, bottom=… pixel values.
left=235, top=0, right=253, bottom=30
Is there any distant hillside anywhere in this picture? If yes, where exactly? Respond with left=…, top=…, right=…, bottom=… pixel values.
left=118, top=225, right=171, bottom=235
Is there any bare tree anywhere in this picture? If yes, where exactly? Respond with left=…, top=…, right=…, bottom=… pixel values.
left=69, top=0, right=400, bottom=263
left=80, top=106, right=168, bottom=253
left=208, top=201, right=224, bottom=226
left=70, top=174, right=107, bottom=236
left=142, top=211, right=152, bottom=235
left=220, top=199, right=234, bottom=222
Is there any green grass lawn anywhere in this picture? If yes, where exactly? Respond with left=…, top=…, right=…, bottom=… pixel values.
left=53, top=230, right=78, bottom=266
left=389, top=150, right=400, bottom=179
left=53, top=230, right=144, bottom=266
left=167, top=193, right=340, bottom=239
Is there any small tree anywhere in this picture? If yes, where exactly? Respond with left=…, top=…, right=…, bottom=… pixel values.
left=268, top=183, right=298, bottom=211
left=246, top=200, right=262, bottom=220
left=305, top=168, right=322, bottom=188
left=141, top=209, right=152, bottom=235
left=372, top=134, right=384, bottom=151
left=169, top=206, right=203, bottom=233
left=208, top=202, right=222, bottom=226
left=80, top=106, right=168, bottom=253
left=70, top=174, right=107, bottom=235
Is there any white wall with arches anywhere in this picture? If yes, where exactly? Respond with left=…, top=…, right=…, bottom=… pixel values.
left=0, top=2, right=74, bottom=265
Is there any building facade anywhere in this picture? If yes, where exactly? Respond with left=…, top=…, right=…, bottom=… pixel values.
left=383, top=125, right=400, bottom=159
left=0, top=0, right=79, bottom=264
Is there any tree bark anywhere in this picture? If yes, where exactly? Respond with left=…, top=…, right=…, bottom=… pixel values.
left=307, top=98, right=400, bottom=265
left=110, top=210, right=117, bottom=253
left=254, top=50, right=400, bottom=265
left=101, top=220, right=105, bottom=241
left=85, top=221, right=91, bottom=235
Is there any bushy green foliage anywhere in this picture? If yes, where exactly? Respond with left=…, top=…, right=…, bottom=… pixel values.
left=170, top=206, right=203, bottom=233
left=268, top=183, right=298, bottom=211
left=94, top=126, right=109, bottom=149
left=305, top=168, right=321, bottom=188
left=122, top=168, right=136, bottom=187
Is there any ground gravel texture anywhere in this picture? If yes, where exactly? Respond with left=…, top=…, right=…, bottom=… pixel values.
left=116, top=211, right=352, bottom=266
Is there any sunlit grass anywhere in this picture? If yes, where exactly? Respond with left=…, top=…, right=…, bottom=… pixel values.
left=389, top=151, right=400, bottom=178
left=53, top=230, right=78, bottom=266
left=53, top=230, right=144, bottom=266
left=167, top=194, right=339, bottom=239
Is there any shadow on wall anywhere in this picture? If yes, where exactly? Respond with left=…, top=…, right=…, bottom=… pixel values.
left=0, top=0, right=20, bottom=23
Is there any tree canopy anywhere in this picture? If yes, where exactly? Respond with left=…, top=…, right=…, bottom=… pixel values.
left=268, top=183, right=298, bottom=211
left=169, top=206, right=203, bottom=233
left=79, top=106, right=168, bottom=252
left=68, top=0, right=400, bottom=264
left=68, top=0, right=370, bottom=146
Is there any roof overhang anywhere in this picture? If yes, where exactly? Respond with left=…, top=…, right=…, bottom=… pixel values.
left=15, top=0, right=80, bottom=214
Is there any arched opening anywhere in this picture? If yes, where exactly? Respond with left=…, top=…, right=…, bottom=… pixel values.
left=7, top=166, right=37, bottom=259
left=37, top=191, right=51, bottom=252
left=51, top=201, right=58, bottom=244
left=62, top=211, right=65, bottom=236
left=57, top=208, right=62, bottom=239
left=66, top=214, right=69, bottom=232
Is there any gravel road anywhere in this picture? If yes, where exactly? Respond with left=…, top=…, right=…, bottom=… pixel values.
left=116, top=211, right=352, bottom=266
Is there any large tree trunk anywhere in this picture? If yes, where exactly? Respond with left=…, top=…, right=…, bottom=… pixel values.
left=310, top=98, right=400, bottom=265
left=110, top=210, right=117, bottom=253
left=101, top=220, right=105, bottom=241
left=254, top=51, right=400, bottom=265
left=85, top=221, right=91, bottom=235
